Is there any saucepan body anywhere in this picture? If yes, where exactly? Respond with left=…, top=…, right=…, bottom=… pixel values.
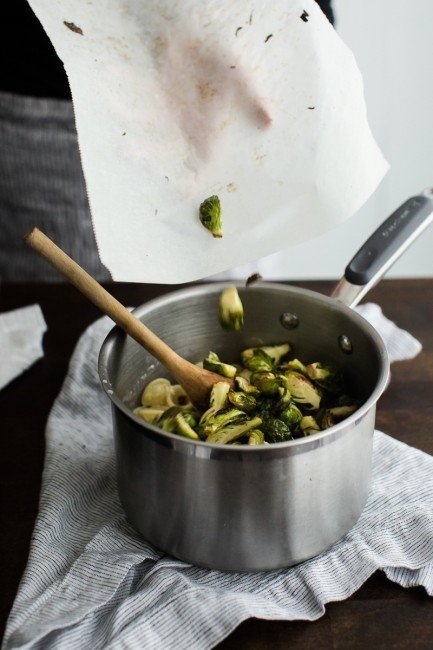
left=98, top=283, right=389, bottom=571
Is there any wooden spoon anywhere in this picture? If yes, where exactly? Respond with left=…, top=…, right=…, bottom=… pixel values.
left=25, top=228, right=232, bottom=409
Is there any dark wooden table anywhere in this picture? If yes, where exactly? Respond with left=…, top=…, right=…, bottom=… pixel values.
left=1, top=279, right=432, bottom=648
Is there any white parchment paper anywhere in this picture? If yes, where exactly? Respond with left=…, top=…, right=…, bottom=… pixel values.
left=28, top=0, right=388, bottom=282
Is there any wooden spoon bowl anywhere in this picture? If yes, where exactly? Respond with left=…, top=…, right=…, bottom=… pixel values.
left=25, top=228, right=231, bottom=409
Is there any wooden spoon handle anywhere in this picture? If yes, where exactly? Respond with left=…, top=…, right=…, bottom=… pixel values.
left=25, top=228, right=180, bottom=367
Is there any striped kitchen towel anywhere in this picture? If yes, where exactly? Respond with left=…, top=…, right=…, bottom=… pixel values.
left=3, top=304, right=430, bottom=650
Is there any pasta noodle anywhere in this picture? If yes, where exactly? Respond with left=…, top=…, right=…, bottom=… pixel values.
left=135, top=378, right=193, bottom=424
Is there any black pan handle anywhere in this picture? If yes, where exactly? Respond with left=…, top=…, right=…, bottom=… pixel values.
left=331, top=188, right=433, bottom=308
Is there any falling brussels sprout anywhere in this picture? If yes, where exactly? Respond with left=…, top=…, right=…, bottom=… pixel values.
left=199, top=195, right=222, bottom=237
left=219, top=286, right=244, bottom=331
left=203, top=351, right=237, bottom=378
left=277, top=375, right=292, bottom=405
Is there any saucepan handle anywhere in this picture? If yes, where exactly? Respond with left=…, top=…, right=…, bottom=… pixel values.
left=331, top=188, right=433, bottom=308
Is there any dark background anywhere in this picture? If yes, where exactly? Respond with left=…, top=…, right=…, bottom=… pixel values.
left=0, top=1, right=334, bottom=99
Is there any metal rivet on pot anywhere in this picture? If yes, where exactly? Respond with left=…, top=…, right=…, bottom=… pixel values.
left=338, top=334, right=353, bottom=354
left=280, top=312, right=299, bottom=329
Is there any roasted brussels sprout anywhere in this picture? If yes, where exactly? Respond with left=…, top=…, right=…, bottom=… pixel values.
left=234, top=375, right=260, bottom=395
left=175, top=412, right=200, bottom=440
left=241, top=348, right=275, bottom=372
left=219, top=286, right=244, bottom=331
left=300, top=415, right=320, bottom=436
left=257, top=343, right=291, bottom=366
left=251, top=371, right=280, bottom=396
left=228, top=390, right=257, bottom=412
left=261, top=417, right=293, bottom=443
left=237, top=368, right=253, bottom=382
left=209, top=381, right=231, bottom=409
left=182, top=411, right=198, bottom=428
left=156, top=406, right=178, bottom=429
left=199, top=381, right=230, bottom=426
left=328, top=404, right=357, bottom=418
left=157, top=406, right=183, bottom=432
left=203, top=351, right=237, bottom=378
left=279, top=402, right=303, bottom=429
left=335, top=394, right=357, bottom=407
left=203, top=408, right=247, bottom=437
left=138, top=317, right=358, bottom=443
left=280, top=359, right=308, bottom=375
left=319, top=410, right=336, bottom=430
left=206, top=416, right=263, bottom=444
left=248, top=429, right=265, bottom=445
left=199, top=195, right=222, bottom=237
left=256, top=396, right=278, bottom=419
left=284, top=371, right=322, bottom=410
left=306, top=362, right=343, bottom=394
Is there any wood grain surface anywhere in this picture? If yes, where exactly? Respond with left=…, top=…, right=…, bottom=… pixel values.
left=1, top=279, right=432, bottom=648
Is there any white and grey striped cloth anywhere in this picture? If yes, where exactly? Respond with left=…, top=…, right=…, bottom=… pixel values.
left=0, top=304, right=46, bottom=391
left=3, top=303, right=431, bottom=650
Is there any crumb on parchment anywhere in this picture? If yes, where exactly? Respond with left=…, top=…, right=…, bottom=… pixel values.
left=64, top=21, right=83, bottom=35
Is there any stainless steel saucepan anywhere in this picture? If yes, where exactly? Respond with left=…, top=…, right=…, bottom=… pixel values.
left=99, top=189, right=433, bottom=571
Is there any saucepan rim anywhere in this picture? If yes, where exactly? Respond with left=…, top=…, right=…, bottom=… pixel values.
left=98, top=282, right=389, bottom=452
